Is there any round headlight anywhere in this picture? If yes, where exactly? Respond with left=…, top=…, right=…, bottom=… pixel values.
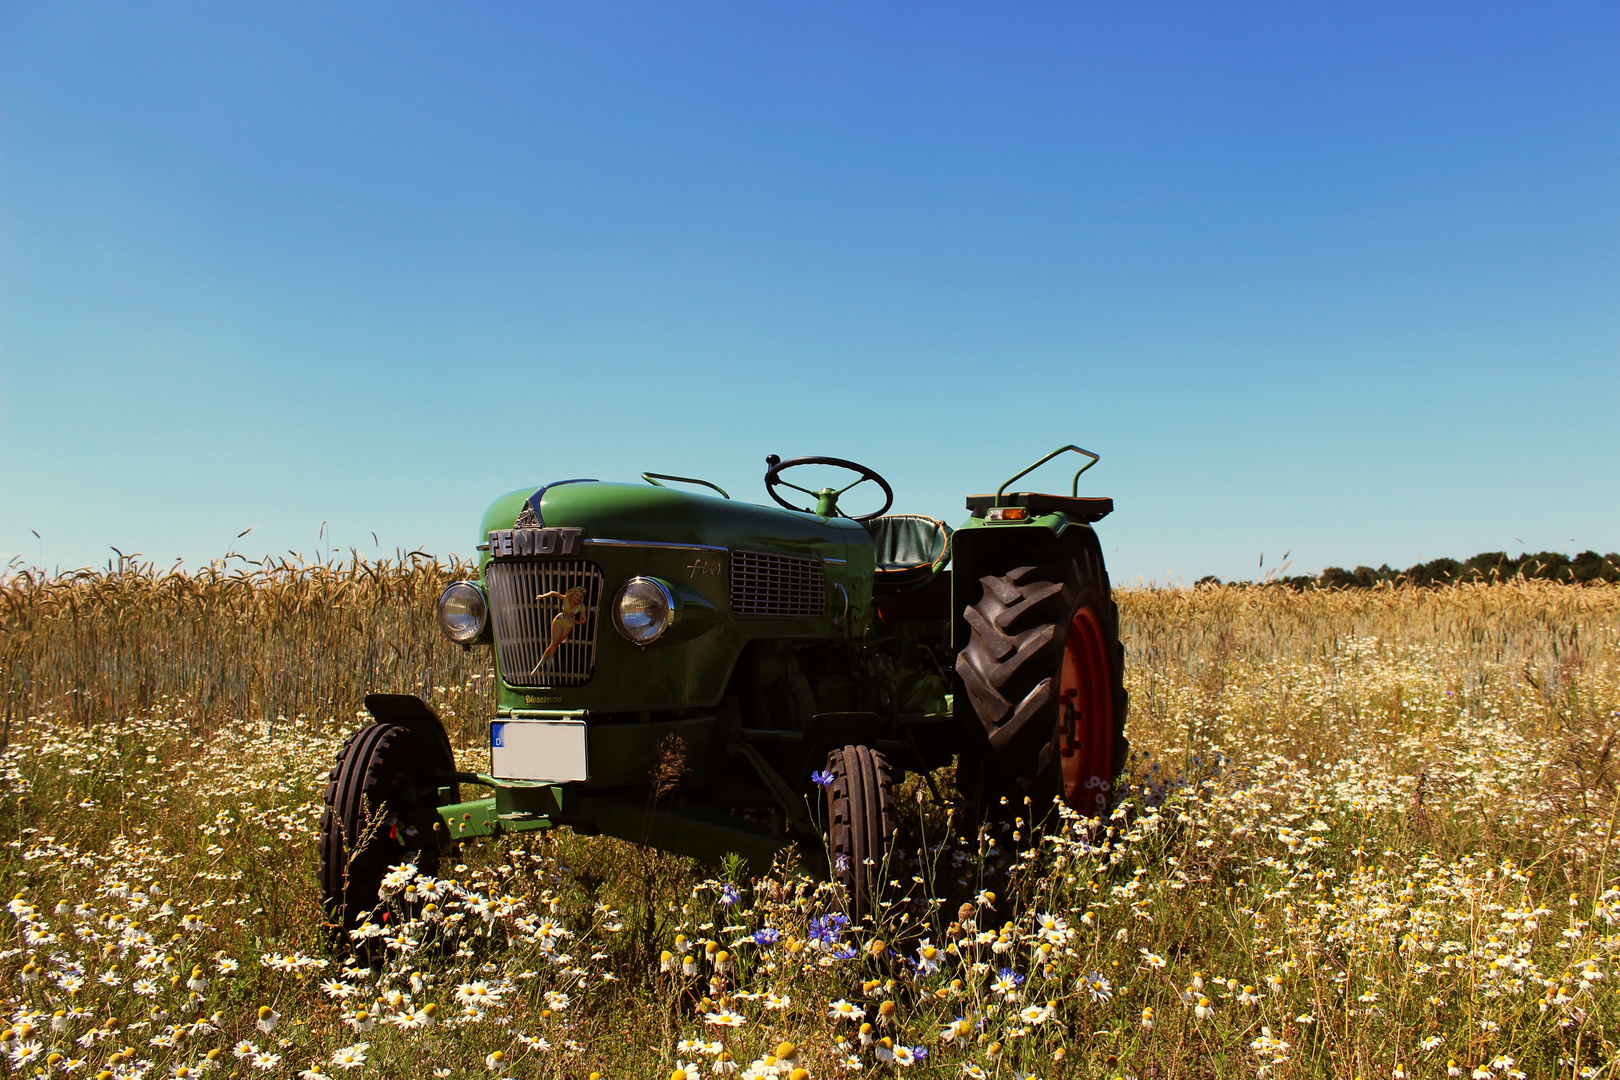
left=437, top=581, right=488, bottom=645
left=613, top=577, right=674, bottom=645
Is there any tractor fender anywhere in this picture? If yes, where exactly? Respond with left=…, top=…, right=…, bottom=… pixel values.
left=362, top=694, right=459, bottom=788
left=947, top=517, right=1112, bottom=652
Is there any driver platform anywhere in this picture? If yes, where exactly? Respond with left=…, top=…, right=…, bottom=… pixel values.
left=965, top=492, right=1113, bottom=521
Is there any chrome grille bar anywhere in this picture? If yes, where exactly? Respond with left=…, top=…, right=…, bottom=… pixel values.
left=731, top=550, right=826, bottom=618
left=487, top=560, right=604, bottom=687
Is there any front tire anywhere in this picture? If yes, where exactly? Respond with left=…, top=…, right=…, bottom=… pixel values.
left=955, top=555, right=1127, bottom=818
left=824, top=744, right=897, bottom=923
left=319, top=723, right=448, bottom=947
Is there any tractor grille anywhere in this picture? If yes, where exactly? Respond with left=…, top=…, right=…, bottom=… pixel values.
left=730, top=550, right=826, bottom=618
left=486, top=560, right=605, bottom=687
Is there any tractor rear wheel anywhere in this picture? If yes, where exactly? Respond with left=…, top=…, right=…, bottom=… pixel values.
left=319, top=722, right=446, bottom=947
left=955, top=555, right=1127, bottom=820
left=823, top=744, right=897, bottom=924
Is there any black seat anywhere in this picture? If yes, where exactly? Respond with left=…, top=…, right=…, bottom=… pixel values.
left=864, top=514, right=952, bottom=590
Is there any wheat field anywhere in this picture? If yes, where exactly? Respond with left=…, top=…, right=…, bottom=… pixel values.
left=0, top=557, right=1615, bottom=1079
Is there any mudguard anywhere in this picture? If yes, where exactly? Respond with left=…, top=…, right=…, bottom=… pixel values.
left=948, top=515, right=1111, bottom=652
left=362, top=694, right=461, bottom=804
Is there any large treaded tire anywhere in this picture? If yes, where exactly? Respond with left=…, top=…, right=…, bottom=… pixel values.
left=824, top=744, right=897, bottom=924
left=955, top=552, right=1127, bottom=818
left=319, top=722, right=446, bottom=947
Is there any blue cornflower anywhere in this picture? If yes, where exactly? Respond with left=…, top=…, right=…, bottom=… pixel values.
left=752, top=927, right=781, bottom=947
left=832, top=945, right=859, bottom=961
left=807, top=912, right=849, bottom=946
left=810, top=769, right=835, bottom=788
left=998, top=967, right=1025, bottom=986
left=911, top=1048, right=928, bottom=1062
left=719, top=883, right=740, bottom=906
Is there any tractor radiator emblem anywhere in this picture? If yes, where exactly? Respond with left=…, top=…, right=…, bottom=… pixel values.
left=686, top=557, right=722, bottom=578
left=532, top=586, right=589, bottom=675
left=487, top=526, right=584, bottom=558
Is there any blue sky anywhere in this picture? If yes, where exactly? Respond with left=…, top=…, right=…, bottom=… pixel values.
left=2, top=2, right=1615, bottom=584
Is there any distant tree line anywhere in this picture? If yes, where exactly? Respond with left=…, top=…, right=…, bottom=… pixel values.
left=1195, top=550, right=1620, bottom=590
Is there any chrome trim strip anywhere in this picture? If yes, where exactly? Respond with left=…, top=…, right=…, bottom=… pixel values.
left=583, top=538, right=729, bottom=554
left=823, top=557, right=847, bottom=564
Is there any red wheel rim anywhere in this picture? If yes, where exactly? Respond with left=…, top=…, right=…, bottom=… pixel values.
left=1058, top=606, right=1115, bottom=815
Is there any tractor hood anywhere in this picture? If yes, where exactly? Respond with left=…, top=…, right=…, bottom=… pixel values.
left=476, top=480, right=871, bottom=567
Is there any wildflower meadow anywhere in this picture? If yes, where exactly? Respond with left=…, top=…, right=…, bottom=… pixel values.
left=0, top=558, right=1616, bottom=1079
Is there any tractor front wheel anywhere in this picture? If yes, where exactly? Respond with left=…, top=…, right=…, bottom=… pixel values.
left=823, top=744, right=897, bottom=924
left=955, top=555, right=1127, bottom=820
left=319, top=722, right=446, bottom=947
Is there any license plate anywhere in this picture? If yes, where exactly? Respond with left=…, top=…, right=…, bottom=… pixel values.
left=490, top=720, right=588, bottom=782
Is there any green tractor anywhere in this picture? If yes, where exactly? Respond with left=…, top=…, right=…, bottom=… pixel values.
left=320, top=445, right=1127, bottom=940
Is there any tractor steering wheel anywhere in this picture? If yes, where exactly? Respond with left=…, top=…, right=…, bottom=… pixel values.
left=764, top=455, right=894, bottom=522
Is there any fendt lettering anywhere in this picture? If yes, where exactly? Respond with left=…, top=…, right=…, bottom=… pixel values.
left=486, top=526, right=583, bottom=558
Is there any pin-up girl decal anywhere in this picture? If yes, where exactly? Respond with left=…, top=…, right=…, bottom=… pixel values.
left=532, top=586, right=589, bottom=674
